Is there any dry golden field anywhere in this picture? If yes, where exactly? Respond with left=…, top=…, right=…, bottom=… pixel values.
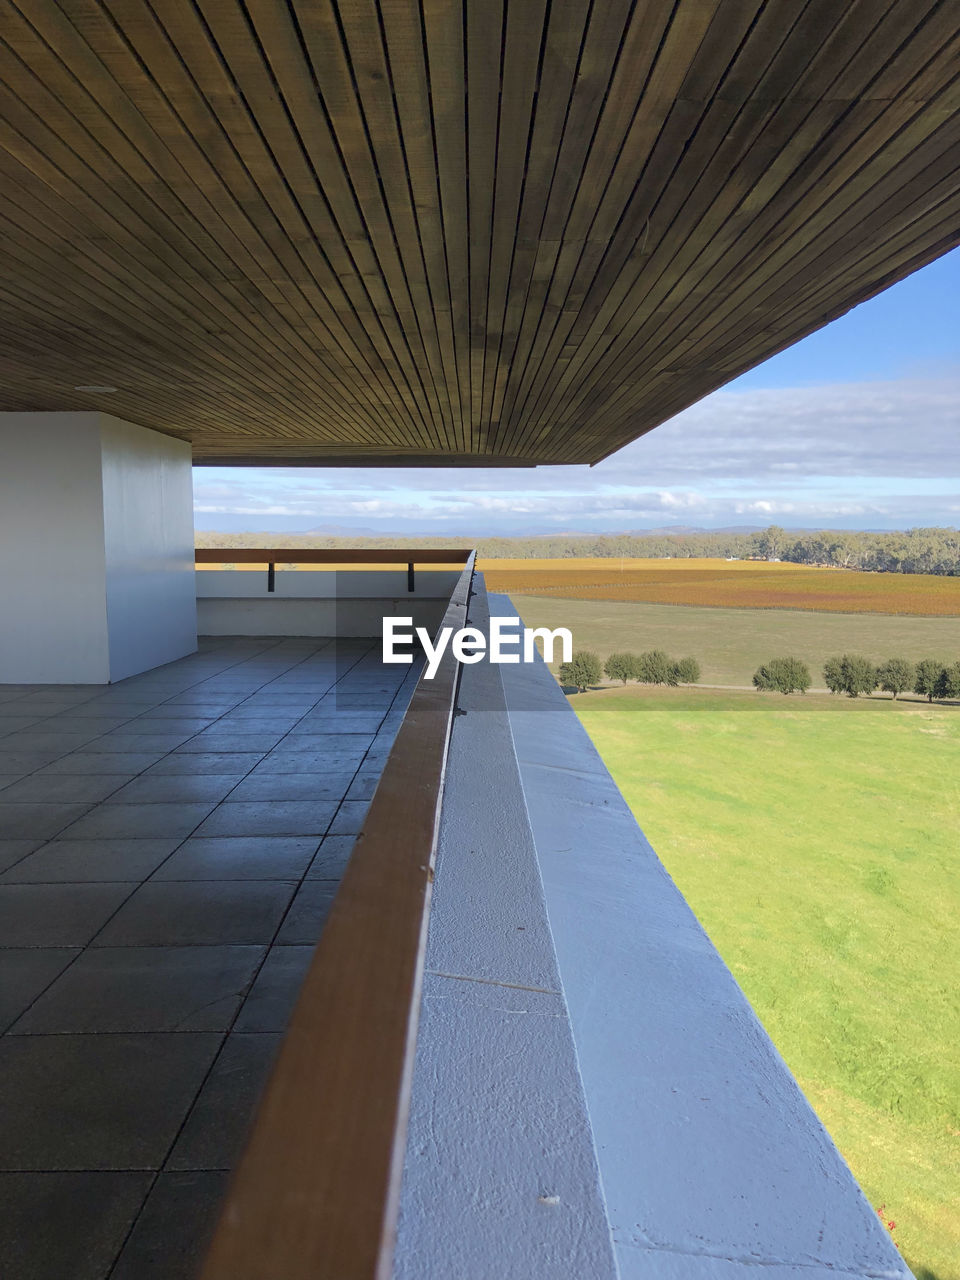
left=479, top=557, right=960, bottom=617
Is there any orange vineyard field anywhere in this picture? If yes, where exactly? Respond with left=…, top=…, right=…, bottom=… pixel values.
left=479, top=558, right=960, bottom=617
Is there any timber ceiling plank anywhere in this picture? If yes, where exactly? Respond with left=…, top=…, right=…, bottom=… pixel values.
left=376, top=0, right=462, bottom=447
left=0, top=0, right=956, bottom=464
left=420, top=0, right=471, bottom=451
left=487, top=0, right=594, bottom=450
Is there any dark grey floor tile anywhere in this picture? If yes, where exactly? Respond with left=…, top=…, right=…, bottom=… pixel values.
left=225, top=771, right=355, bottom=802
left=12, top=946, right=265, bottom=1033
left=109, top=717, right=215, bottom=736
left=294, top=716, right=384, bottom=733
left=346, top=773, right=380, bottom=800
left=305, top=835, right=356, bottom=879
left=37, top=750, right=167, bottom=775
left=232, top=695, right=317, bottom=708
left=167, top=1032, right=281, bottom=1170
left=0, top=1170, right=152, bottom=1280
left=332, top=702, right=393, bottom=714
left=146, top=752, right=263, bottom=776
left=44, top=715, right=134, bottom=734
left=0, top=716, right=46, bottom=736
left=275, top=881, right=337, bottom=945
left=105, top=774, right=244, bottom=805
left=0, top=949, right=80, bottom=1029
left=0, top=802, right=94, bottom=840
left=248, top=751, right=360, bottom=774
left=1, top=838, right=179, bottom=884
left=177, top=732, right=286, bottom=753
left=354, top=756, right=391, bottom=779
left=275, top=730, right=372, bottom=750
left=0, top=751, right=67, bottom=772
left=110, top=1170, right=229, bottom=1280
left=326, top=800, right=371, bottom=836
left=194, top=801, right=336, bottom=838
left=11, top=691, right=98, bottom=707
left=63, top=700, right=157, bottom=717
left=0, top=1032, right=222, bottom=1169
left=150, top=700, right=242, bottom=714
left=0, top=840, right=42, bottom=874
left=2, top=732, right=100, bottom=753
left=213, top=714, right=301, bottom=733
left=58, top=802, right=215, bottom=840
left=0, top=774, right=132, bottom=804
left=89, top=733, right=195, bottom=753
left=152, top=836, right=319, bottom=881
left=93, top=881, right=296, bottom=946
left=0, top=883, right=133, bottom=946
left=233, top=946, right=313, bottom=1032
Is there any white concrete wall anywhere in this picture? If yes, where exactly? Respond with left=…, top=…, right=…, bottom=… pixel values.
left=196, top=570, right=455, bottom=637
left=0, top=411, right=196, bottom=683
left=0, top=413, right=111, bottom=682
left=196, top=569, right=461, bottom=599
left=100, top=415, right=196, bottom=680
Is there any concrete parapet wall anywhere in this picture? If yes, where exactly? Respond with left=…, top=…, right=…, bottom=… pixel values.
left=393, top=580, right=910, bottom=1280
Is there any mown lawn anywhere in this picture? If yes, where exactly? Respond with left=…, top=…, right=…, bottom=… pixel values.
left=572, top=685, right=960, bottom=1279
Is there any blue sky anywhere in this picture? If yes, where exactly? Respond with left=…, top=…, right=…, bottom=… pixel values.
left=194, top=248, right=960, bottom=535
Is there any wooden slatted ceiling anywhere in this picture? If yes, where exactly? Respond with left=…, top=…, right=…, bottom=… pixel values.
left=0, top=0, right=957, bottom=466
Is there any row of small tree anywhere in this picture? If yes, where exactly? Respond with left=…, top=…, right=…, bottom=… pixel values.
left=824, top=654, right=960, bottom=701
left=752, top=654, right=960, bottom=700
left=558, top=649, right=702, bottom=692
left=604, top=650, right=701, bottom=686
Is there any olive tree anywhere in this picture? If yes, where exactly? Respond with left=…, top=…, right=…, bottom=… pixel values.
left=914, top=658, right=946, bottom=702
left=637, top=649, right=672, bottom=685
left=753, top=657, right=811, bottom=695
left=823, top=656, right=845, bottom=694
left=604, top=652, right=640, bottom=685
left=840, top=654, right=878, bottom=698
left=559, top=650, right=603, bottom=693
left=672, top=656, right=701, bottom=684
left=876, top=657, right=915, bottom=699
left=935, top=661, right=960, bottom=700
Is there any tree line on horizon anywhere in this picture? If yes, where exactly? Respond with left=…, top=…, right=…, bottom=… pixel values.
left=196, top=526, right=960, bottom=576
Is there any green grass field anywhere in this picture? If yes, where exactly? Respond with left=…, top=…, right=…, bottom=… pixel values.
left=572, top=685, right=960, bottom=1278
left=510, top=594, right=960, bottom=687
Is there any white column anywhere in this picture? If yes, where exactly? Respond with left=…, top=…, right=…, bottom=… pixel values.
left=0, top=412, right=197, bottom=683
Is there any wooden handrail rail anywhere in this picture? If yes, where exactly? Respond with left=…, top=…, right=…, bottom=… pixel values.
left=195, top=547, right=471, bottom=593
left=194, top=547, right=472, bottom=563
left=200, top=551, right=476, bottom=1280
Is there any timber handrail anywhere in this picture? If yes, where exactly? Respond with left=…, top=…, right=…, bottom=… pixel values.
left=195, top=546, right=473, bottom=592
left=200, top=551, right=477, bottom=1280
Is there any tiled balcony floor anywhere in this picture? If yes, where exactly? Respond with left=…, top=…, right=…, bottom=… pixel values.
left=0, top=636, right=418, bottom=1280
